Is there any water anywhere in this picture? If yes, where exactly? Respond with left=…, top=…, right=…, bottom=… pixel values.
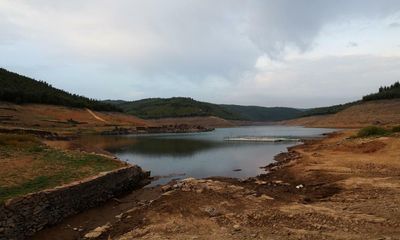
left=86, top=126, right=334, bottom=185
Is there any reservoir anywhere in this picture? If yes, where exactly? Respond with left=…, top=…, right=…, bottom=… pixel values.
left=89, top=126, right=334, bottom=185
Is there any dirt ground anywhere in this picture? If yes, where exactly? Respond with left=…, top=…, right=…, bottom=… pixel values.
left=0, top=102, right=148, bottom=135
left=32, top=130, right=400, bottom=240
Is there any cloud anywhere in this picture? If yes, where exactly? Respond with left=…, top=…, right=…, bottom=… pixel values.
left=0, top=0, right=400, bottom=106
left=389, top=22, right=400, bottom=28
left=347, top=42, right=359, bottom=48
left=223, top=55, right=400, bottom=107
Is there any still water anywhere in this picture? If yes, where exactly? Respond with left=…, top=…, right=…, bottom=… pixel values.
left=90, top=126, right=334, bottom=185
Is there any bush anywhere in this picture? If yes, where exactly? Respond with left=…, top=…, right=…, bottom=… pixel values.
left=392, top=125, right=400, bottom=133
left=357, top=126, right=389, bottom=138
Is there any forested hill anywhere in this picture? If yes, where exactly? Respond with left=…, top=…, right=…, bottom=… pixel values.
left=106, top=98, right=304, bottom=121
left=221, top=105, right=303, bottom=121
left=363, top=82, right=400, bottom=101
left=0, top=68, right=119, bottom=111
left=106, top=98, right=244, bottom=120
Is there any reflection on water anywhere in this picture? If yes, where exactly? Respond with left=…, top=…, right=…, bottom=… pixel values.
left=79, top=126, right=334, bottom=185
left=108, top=138, right=223, bottom=157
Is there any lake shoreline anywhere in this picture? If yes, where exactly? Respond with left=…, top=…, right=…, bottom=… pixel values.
left=33, top=129, right=400, bottom=239
left=31, top=128, right=333, bottom=239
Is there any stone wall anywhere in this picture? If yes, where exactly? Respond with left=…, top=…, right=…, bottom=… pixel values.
left=0, top=165, right=149, bottom=240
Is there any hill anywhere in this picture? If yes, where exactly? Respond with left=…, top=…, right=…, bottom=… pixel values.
left=0, top=102, right=148, bottom=134
left=300, top=101, right=359, bottom=117
left=108, top=98, right=304, bottom=122
left=221, top=104, right=303, bottom=121
left=284, top=82, right=400, bottom=127
left=108, top=97, right=244, bottom=120
left=0, top=68, right=119, bottom=112
left=363, top=81, right=400, bottom=101
left=283, top=99, right=400, bottom=128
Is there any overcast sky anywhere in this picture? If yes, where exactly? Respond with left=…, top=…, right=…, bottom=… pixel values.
left=1, top=0, right=400, bottom=108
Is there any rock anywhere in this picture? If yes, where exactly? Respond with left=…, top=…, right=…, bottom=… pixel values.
left=259, top=194, right=274, bottom=200
left=296, top=184, right=304, bottom=189
left=233, top=169, right=242, bottom=172
left=255, top=180, right=267, bottom=185
left=233, top=224, right=241, bottom=231
left=161, top=185, right=173, bottom=192
left=162, top=189, right=177, bottom=196
left=202, top=206, right=221, bottom=217
left=251, top=233, right=258, bottom=238
left=84, top=223, right=111, bottom=239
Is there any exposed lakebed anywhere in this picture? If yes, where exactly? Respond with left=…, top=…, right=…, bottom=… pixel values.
left=83, top=126, right=334, bottom=185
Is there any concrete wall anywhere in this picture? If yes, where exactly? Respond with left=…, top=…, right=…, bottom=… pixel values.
left=0, top=165, right=149, bottom=240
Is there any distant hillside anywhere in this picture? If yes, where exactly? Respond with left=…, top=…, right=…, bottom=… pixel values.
left=221, top=104, right=303, bottom=121
left=0, top=68, right=119, bottom=112
left=108, top=97, right=243, bottom=120
left=284, top=82, right=400, bottom=128
left=363, top=82, right=400, bottom=101
left=108, top=97, right=304, bottom=121
left=300, top=101, right=359, bottom=117
left=284, top=99, right=400, bottom=128
left=300, top=82, right=400, bottom=117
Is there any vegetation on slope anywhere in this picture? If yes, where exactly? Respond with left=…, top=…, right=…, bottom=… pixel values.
left=363, top=82, right=400, bottom=101
left=300, top=101, right=359, bottom=117
left=356, top=126, right=390, bottom=137
left=356, top=125, right=400, bottom=138
left=221, top=104, right=303, bottom=121
left=300, top=81, right=400, bottom=117
left=108, top=98, right=304, bottom=121
left=0, top=68, right=119, bottom=111
left=109, top=97, right=244, bottom=120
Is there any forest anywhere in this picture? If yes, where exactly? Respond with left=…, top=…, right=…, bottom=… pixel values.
left=0, top=68, right=119, bottom=112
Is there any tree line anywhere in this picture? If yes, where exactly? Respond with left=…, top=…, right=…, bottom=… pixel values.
left=363, top=81, right=400, bottom=101
left=0, top=68, right=120, bottom=112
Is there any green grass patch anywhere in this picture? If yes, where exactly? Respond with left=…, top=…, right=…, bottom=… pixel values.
left=0, top=176, right=52, bottom=203
left=0, top=134, right=123, bottom=203
left=356, top=126, right=390, bottom=138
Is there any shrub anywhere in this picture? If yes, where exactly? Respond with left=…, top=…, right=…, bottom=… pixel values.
left=392, top=125, right=400, bottom=133
left=357, top=126, right=389, bottom=138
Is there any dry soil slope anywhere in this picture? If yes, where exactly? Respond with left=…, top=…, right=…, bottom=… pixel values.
left=0, top=102, right=148, bottom=131
left=284, top=99, right=400, bottom=128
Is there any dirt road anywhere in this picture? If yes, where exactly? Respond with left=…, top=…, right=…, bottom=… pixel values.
left=33, top=131, right=400, bottom=240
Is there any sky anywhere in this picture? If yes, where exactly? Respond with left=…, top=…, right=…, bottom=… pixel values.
left=1, top=0, right=400, bottom=108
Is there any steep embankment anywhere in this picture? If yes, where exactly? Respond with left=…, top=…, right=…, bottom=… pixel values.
left=284, top=99, right=400, bottom=128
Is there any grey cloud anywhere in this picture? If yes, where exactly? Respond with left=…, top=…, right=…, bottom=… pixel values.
left=3, top=1, right=399, bottom=74
left=348, top=42, right=359, bottom=48
left=243, top=0, right=400, bottom=58
left=0, top=0, right=400, bottom=106
left=389, top=22, right=400, bottom=28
